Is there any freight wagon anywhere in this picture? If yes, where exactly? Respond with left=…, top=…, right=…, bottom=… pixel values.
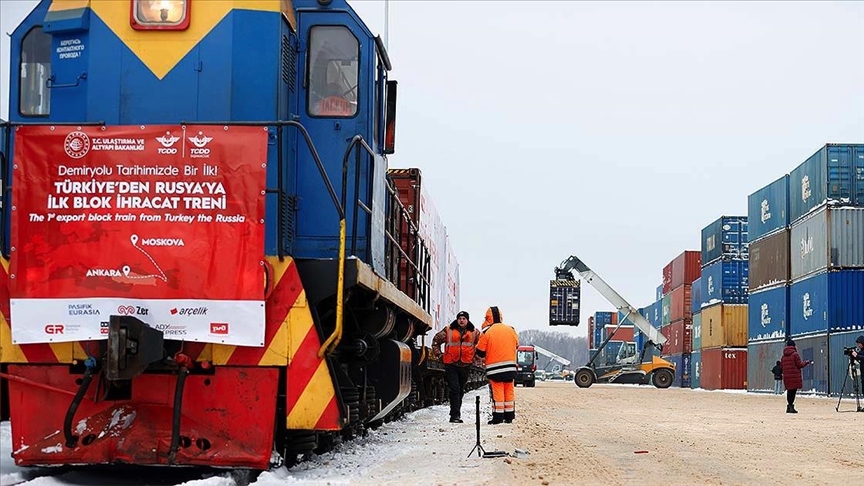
left=0, top=0, right=483, bottom=470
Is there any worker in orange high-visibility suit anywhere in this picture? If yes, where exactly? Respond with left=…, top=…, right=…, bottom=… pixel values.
left=431, top=311, right=479, bottom=423
left=475, top=306, right=519, bottom=424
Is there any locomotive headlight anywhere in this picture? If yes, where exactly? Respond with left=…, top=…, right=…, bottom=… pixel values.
left=131, top=0, right=191, bottom=30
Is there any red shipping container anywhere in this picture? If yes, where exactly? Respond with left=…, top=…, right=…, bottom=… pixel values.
left=662, top=262, right=673, bottom=295
left=671, top=250, right=701, bottom=289
left=660, top=318, right=692, bottom=355
left=605, top=325, right=634, bottom=342
left=701, top=347, right=748, bottom=390
left=670, top=284, right=692, bottom=322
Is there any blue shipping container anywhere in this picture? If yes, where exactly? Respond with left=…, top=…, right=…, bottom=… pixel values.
left=789, top=269, right=864, bottom=336
left=828, top=330, right=864, bottom=397
left=748, top=175, right=790, bottom=242
left=789, top=144, right=864, bottom=224
left=595, top=311, right=614, bottom=325
left=593, top=324, right=605, bottom=350
left=701, top=259, right=750, bottom=306
left=792, top=333, right=829, bottom=395
left=690, top=350, right=702, bottom=389
left=691, top=277, right=703, bottom=314
left=746, top=339, right=786, bottom=393
left=650, top=300, right=662, bottom=327
left=701, top=216, right=749, bottom=266
left=667, top=353, right=692, bottom=388
left=748, top=285, right=789, bottom=342
left=656, top=285, right=663, bottom=301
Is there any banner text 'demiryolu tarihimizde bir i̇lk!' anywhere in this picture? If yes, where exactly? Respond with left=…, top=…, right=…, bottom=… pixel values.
left=9, top=125, right=268, bottom=346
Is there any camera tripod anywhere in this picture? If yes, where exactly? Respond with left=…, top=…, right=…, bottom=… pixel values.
left=467, top=395, right=508, bottom=458
left=835, top=356, right=864, bottom=412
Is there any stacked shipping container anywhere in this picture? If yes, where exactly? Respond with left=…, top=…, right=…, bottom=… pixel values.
left=699, top=216, right=749, bottom=390
left=659, top=251, right=700, bottom=387
left=747, top=144, right=864, bottom=396
left=584, top=143, right=862, bottom=399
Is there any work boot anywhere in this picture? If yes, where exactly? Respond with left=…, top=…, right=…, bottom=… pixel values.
left=449, top=417, right=463, bottom=423
left=786, top=404, right=798, bottom=413
left=488, top=413, right=504, bottom=425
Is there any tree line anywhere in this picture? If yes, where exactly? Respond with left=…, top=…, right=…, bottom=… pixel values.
left=518, top=329, right=589, bottom=371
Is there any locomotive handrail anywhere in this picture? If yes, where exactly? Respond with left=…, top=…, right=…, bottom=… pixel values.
left=383, top=177, right=431, bottom=309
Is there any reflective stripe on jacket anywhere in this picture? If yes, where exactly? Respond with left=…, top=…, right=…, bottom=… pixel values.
left=443, top=327, right=477, bottom=365
left=476, top=320, right=519, bottom=382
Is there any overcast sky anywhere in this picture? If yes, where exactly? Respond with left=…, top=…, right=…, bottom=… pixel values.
left=2, top=1, right=863, bottom=339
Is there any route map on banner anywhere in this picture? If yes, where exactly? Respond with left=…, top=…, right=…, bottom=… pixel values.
left=9, top=125, right=269, bottom=346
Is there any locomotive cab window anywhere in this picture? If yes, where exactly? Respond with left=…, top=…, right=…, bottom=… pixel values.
left=307, top=26, right=359, bottom=117
left=19, top=26, right=51, bottom=116
left=131, top=0, right=191, bottom=30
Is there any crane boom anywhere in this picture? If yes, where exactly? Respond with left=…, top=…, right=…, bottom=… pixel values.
left=533, top=345, right=571, bottom=367
left=555, top=255, right=666, bottom=348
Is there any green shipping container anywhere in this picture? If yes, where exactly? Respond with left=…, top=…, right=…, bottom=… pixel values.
left=662, top=293, right=671, bottom=326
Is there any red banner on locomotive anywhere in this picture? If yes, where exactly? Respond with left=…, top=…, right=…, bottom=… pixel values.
left=9, top=124, right=268, bottom=346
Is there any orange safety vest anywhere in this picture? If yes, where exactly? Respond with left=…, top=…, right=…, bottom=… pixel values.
left=443, top=327, right=477, bottom=366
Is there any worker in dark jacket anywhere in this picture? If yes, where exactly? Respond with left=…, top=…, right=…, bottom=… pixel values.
left=781, top=339, right=813, bottom=413
left=431, top=311, right=478, bottom=423
left=771, top=360, right=783, bottom=395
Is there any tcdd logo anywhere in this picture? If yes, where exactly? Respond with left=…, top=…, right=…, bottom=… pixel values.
left=44, top=324, right=65, bottom=334
left=210, top=323, right=229, bottom=334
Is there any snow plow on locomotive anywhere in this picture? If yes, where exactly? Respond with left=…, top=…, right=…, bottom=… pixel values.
left=0, top=0, right=483, bottom=470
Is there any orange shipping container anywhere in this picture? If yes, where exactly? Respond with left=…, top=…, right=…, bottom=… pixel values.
left=701, top=303, right=748, bottom=349
left=605, top=325, right=634, bottom=342
left=701, top=347, right=748, bottom=390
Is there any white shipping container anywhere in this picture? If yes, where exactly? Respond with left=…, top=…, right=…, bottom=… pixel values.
left=418, top=183, right=449, bottom=332
left=444, top=234, right=460, bottom=328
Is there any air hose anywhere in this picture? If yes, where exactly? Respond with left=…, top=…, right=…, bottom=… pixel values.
left=64, top=357, right=96, bottom=447
left=168, top=365, right=190, bottom=464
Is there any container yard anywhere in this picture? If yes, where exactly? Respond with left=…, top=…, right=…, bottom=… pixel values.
left=593, top=143, right=864, bottom=398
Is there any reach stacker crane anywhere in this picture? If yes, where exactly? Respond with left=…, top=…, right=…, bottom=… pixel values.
left=552, top=256, right=676, bottom=389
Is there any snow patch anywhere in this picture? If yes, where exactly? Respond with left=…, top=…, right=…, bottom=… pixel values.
left=41, top=443, right=63, bottom=454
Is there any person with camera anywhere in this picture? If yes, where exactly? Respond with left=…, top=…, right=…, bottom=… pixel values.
left=781, top=338, right=813, bottom=414
left=848, top=335, right=864, bottom=402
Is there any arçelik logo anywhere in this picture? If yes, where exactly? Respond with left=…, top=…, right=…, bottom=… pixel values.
left=64, top=131, right=91, bottom=159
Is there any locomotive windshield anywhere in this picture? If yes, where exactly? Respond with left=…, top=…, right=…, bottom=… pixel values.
left=307, top=26, right=359, bottom=117
left=18, top=26, right=51, bottom=116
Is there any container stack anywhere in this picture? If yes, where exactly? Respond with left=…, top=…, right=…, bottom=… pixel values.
left=691, top=277, right=702, bottom=389
left=660, top=250, right=701, bottom=387
left=591, top=311, right=617, bottom=354
left=787, top=144, right=864, bottom=395
left=745, top=175, right=791, bottom=392
left=699, top=216, right=749, bottom=390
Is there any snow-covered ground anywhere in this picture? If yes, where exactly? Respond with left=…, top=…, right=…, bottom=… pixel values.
left=1, top=388, right=512, bottom=486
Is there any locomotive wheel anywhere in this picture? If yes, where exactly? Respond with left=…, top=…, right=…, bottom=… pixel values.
left=574, top=369, right=595, bottom=388
left=653, top=368, right=674, bottom=389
